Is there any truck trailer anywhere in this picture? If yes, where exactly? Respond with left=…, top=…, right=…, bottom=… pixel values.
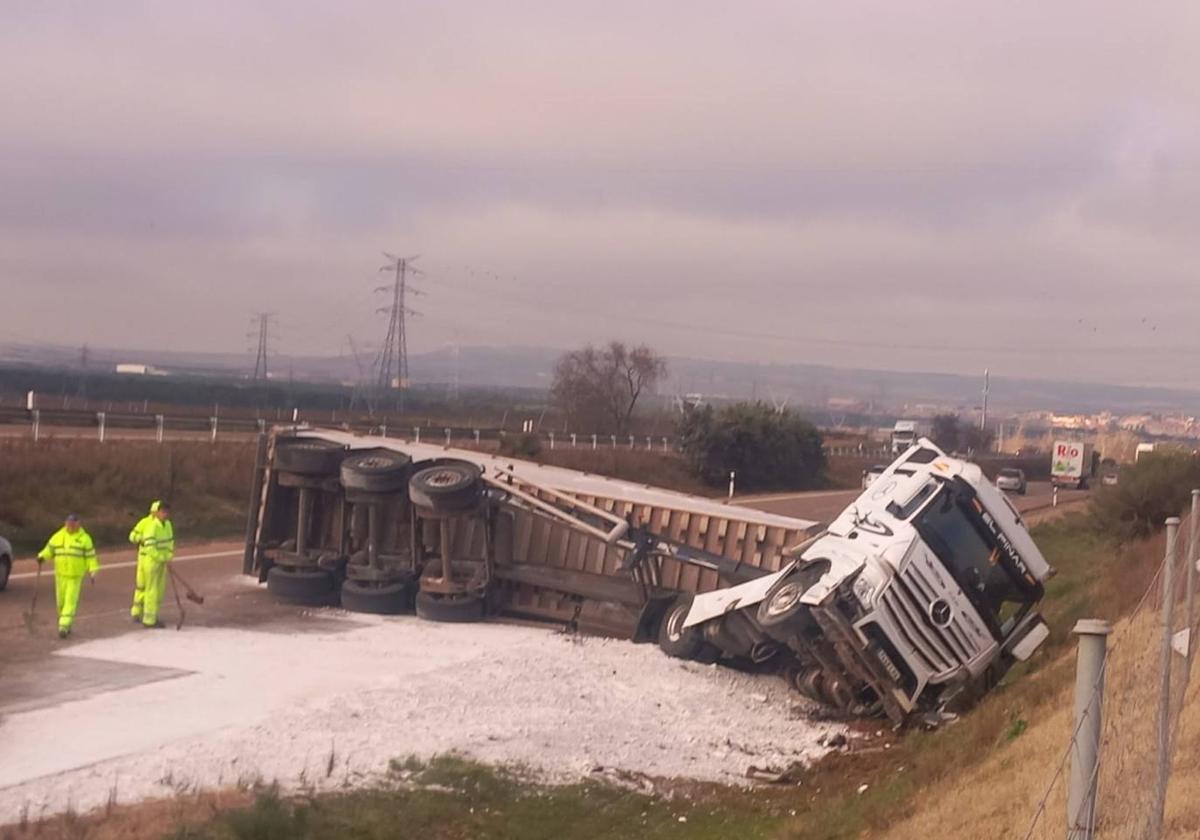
left=1050, top=440, right=1097, bottom=489
left=244, top=428, right=1054, bottom=726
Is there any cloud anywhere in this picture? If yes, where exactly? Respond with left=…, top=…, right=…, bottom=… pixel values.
left=1, top=1, right=1199, bottom=388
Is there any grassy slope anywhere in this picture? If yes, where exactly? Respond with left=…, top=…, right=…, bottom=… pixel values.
left=0, top=438, right=256, bottom=554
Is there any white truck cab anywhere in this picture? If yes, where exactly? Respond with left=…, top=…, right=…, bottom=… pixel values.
left=687, top=439, right=1054, bottom=724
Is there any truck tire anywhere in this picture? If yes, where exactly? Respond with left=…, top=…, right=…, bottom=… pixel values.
left=0, top=554, right=9, bottom=592
left=275, top=440, right=345, bottom=476
left=756, top=563, right=826, bottom=641
left=657, top=595, right=714, bottom=661
left=267, top=565, right=336, bottom=605
left=340, top=578, right=413, bottom=615
left=340, top=449, right=413, bottom=494
left=409, top=460, right=483, bottom=513
left=415, top=590, right=485, bottom=622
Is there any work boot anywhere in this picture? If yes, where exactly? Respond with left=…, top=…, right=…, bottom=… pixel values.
left=58, top=628, right=70, bottom=639
left=131, top=615, right=142, bottom=624
left=143, top=620, right=166, bottom=629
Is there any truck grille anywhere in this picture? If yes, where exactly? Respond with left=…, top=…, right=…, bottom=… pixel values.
left=877, top=560, right=985, bottom=678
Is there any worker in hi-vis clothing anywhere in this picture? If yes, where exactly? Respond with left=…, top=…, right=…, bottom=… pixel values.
left=37, top=513, right=99, bottom=638
left=129, top=500, right=175, bottom=628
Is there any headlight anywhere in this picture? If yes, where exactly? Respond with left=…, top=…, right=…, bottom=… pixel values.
left=852, top=574, right=877, bottom=606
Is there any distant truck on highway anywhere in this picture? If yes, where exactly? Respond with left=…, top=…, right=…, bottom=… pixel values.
left=1050, top=440, right=1097, bottom=489
left=891, top=420, right=922, bottom=454
left=246, top=429, right=1055, bottom=727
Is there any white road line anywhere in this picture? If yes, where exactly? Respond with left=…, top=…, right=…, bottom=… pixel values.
left=9, top=549, right=242, bottom=580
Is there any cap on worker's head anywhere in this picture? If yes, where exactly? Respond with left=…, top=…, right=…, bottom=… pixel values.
left=157, top=500, right=172, bottom=511
left=65, top=513, right=80, bottom=522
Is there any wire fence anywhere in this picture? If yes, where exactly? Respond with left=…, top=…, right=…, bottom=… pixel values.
left=1021, top=493, right=1200, bottom=840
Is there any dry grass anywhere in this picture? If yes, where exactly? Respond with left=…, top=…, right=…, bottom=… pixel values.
left=0, top=789, right=253, bottom=840
left=0, top=438, right=256, bottom=554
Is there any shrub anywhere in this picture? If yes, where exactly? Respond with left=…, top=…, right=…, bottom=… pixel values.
left=678, top=402, right=825, bottom=492
left=498, top=431, right=543, bottom=459
left=1089, top=452, right=1200, bottom=541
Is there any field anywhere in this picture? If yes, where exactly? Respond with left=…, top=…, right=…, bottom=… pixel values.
left=0, top=439, right=256, bottom=554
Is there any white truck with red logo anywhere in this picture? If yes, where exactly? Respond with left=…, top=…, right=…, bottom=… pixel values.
left=1050, top=440, right=1096, bottom=490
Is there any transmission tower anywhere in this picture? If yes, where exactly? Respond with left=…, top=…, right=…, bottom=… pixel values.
left=249, top=313, right=275, bottom=381
left=375, top=253, right=423, bottom=399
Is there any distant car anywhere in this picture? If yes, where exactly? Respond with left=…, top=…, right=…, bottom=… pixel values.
left=0, top=535, right=11, bottom=591
left=861, top=465, right=887, bottom=489
left=996, top=467, right=1027, bottom=495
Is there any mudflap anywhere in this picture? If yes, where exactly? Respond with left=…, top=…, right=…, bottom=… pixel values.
left=633, top=596, right=675, bottom=644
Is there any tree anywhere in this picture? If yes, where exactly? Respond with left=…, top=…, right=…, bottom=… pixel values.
left=931, top=413, right=961, bottom=452
left=550, top=342, right=667, bottom=436
left=961, top=424, right=995, bottom=454
left=678, top=402, right=826, bottom=492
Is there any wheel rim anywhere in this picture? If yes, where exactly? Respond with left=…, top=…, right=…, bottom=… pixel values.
left=765, top=581, right=804, bottom=618
left=426, top=468, right=464, bottom=487
left=666, top=604, right=686, bottom=642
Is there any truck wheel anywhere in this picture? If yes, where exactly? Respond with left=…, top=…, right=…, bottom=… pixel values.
left=340, top=449, right=413, bottom=494
left=409, top=461, right=483, bottom=513
left=267, top=565, right=336, bottom=605
left=657, top=596, right=710, bottom=660
left=275, top=440, right=345, bottom=476
left=0, top=554, right=9, bottom=592
left=340, top=578, right=413, bottom=615
left=415, top=590, right=485, bottom=622
left=756, top=563, right=825, bottom=641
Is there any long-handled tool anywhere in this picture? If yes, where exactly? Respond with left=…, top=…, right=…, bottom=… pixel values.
left=22, top=562, right=43, bottom=634
left=169, top=566, right=205, bottom=604
left=169, top=567, right=187, bottom=631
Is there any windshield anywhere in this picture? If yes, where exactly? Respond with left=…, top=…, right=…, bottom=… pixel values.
left=913, top=486, right=1038, bottom=632
left=999, top=469, right=1020, bottom=478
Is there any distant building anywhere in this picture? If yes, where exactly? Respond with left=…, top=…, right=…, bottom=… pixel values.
left=115, top=363, right=167, bottom=376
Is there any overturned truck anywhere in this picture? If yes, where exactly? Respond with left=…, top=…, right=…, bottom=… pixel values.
left=244, top=429, right=1054, bottom=726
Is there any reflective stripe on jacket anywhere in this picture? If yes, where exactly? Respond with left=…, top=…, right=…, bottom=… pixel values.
left=140, top=518, right=175, bottom=563
left=37, top=528, right=99, bottom=577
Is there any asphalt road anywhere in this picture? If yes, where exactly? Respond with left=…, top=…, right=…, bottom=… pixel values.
left=0, top=539, right=296, bottom=672
left=739, top=480, right=1089, bottom=524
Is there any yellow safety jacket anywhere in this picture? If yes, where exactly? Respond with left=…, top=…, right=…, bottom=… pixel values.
left=37, top=528, right=99, bottom=578
left=130, top=514, right=156, bottom=559
left=139, top=517, right=175, bottom=563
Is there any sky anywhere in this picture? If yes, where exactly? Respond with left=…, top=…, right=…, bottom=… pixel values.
left=2, top=1, right=1199, bottom=388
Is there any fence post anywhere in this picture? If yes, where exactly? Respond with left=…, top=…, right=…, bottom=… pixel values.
left=662, top=436, right=668, bottom=452
left=474, top=429, right=481, bottom=445
left=1053, top=485, right=1059, bottom=507
left=210, top=416, right=218, bottom=443
left=31, top=409, right=39, bottom=442
left=381, top=423, right=388, bottom=438
left=610, top=434, right=616, bottom=449
left=1187, top=489, right=1199, bottom=670
left=1067, top=619, right=1111, bottom=840
left=727, top=470, right=736, bottom=499
left=592, top=434, right=597, bottom=450
left=1151, top=516, right=1181, bottom=839
left=444, top=427, right=451, bottom=446
left=570, top=433, right=576, bottom=448
left=646, top=436, right=651, bottom=450
left=549, top=431, right=555, bottom=450
left=155, top=414, right=164, bottom=443
left=97, top=411, right=106, bottom=443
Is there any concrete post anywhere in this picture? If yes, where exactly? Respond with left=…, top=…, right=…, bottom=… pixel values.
left=444, top=427, right=451, bottom=446
left=628, top=435, right=634, bottom=449
left=97, top=411, right=106, bottom=443
left=728, top=471, right=736, bottom=499
left=155, top=414, right=164, bottom=443
left=210, top=416, right=218, bottom=443
left=1151, top=517, right=1180, bottom=840
left=662, top=436, right=668, bottom=452
left=381, top=423, right=388, bottom=438
left=592, top=434, right=597, bottom=450
left=646, top=436, right=651, bottom=450
left=549, top=431, right=555, bottom=450
left=570, top=433, right=577, bottom=448
left=474, top=429, right=481, bottom=445
left=31, top=409, right=39, bottom=442
left=610, top=434, right=616, bottom=449
left=414, top=426, right=421, bottom=444
left=1187, top=490, right=1199, bottom=667
left=1067, top=619, right=1111, bottom=840
left=1053, top=485, right=1059, bottom=507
